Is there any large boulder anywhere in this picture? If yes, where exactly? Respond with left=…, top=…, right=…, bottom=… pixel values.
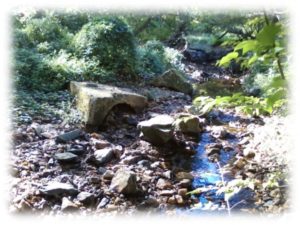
left=110, top=168, right=138, bottom=195
left=173, top=114, right=204, bottom=134
left=150, top=69, right=193, bottom=95
left=137, top=115, right=174, bottom=145
left=70, top=81, right=147, bottom=126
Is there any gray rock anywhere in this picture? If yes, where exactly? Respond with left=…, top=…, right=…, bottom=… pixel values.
left=173, top=114, right=203, bottom=134
left=67, top=146, right=86, bottom=155
left=162, top=170, right=172, bottom=179
left=97, top=197, right=110, bottom=209
left=150, top=69, right=193, bottom=95
left=121, top=155, right=142, bottom=165
left=70, top=81, right=148, bottom=126
left=77, top=192, right=95, bottom=205
left=138, top=115, right=174, bottom=145
left=156, top=178, right=173, bottom=189
left=137, top=160, right=151, bottom=168
left=94, top=147, right=114, bottom=165
left=54, top=152, right=78, bottom=163
left=61, top=197, right=78, bottom=211
left=211, top=126, right=227, bottom=139
left=98, top=167, right=107, bottom=174
left=110, top=168, right=138, bottom=195
left=56, top=129, right=82, bottom=143
left=40, top=182, right=78, bottom=197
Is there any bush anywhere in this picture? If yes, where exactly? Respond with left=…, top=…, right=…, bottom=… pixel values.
left=137, top=40, right=184, bottom=77
left=137, top=40, right=167, bottom=77
left=22, top=16, right=72, bottom=51
left=73, top=17, right=137, bottom=79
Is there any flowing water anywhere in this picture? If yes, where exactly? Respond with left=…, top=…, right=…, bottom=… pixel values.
left=184, top=111, right=255, bottom=215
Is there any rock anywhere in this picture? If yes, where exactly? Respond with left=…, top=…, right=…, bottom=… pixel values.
left=211, top=126, right=227, bottom=139
left=178, top=188, right=188, bottom=196
left=243, top=148, right=256, bottom=159
left=167, top=196, right=177, bottom=204
left=150, top=69, right=193, bottom=95
left=162, top=170, right=172, bottom=179
left=167, top=195, right=185, bottom=205
left=160, top=190, right=176, bottom=196
left=61, top=197, right=78, bottom=211
left=175, top=172, right=194, bottom=181
left=98, top=167, right=107, bottom=174
left=40, top=182, right=78, bottom=197
left=77, top=192, right=95, bottom=205
left=67, top=146, right=86, bottom=155
left=94, top=140, right=111, bottom=149
left=110, top=168, right=138, bottom=195
left=102, top=170, right=114, bottom=180
left=70, top=81, right=147, bottom=126
left=139, top=197, right=159, bottom=208
left=54, top=152, right=78, bottom=163
left=205, top=143, right=222, bottom=156
left=56, top=129, right=82, bottom=143
left=138, top=115, right=174, bottom=145
left=183, top=48, right=209, bottom=64
left=137, top=160, right=151, bottom=168
left=156, top=178, right=173, bottom=189
left=94, top=147, right=114, bottom=165
left=121, top=155, right=142, bottom=165
left=175, top=195, right=185, bottom=205
left=97, top=197, right=110, bottom=209
left=173, top=115, right=203, bottom=134
left=178, top=179, right=192, bottom=188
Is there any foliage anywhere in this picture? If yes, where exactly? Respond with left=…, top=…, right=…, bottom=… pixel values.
left=73, top=17, right=137, bottom=79
left=13, top=90, right=83, bottom=125
left=137, top=40, right=184, bottom=77
left=192, top=88, right=286, bottom=116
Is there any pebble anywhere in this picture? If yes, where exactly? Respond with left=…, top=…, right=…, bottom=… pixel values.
left=56, top=129, right=82, bottom=143
left=94, top=148, right=114, bottom=165
left=103, top=170, right=114, bottom=180
left=175, top=172, right=194, bottom=181
left=40, top=182, right=78, bottom=197
left=77, top=192, right=95, bottom=205
left=61, top=197, right=78, bottom=211
left=54, top=152, right=78, bottom=163
left=178, top=179, right=192, bottom=188
left=94, top=140, right=111, bottom=149
left=97, top=197, right=110, bottom=209
left=160, top=190, right=175, bottom=196
left=178, top=188, right=188, bottom=196
left=156, top=178, right=173, bottom=189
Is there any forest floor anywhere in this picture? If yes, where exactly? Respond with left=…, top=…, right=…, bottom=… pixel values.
left=9, top=61, right=291, bottom=217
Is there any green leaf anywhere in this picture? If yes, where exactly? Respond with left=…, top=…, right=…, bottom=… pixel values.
left=266, top=89, right=286, bottom=108
left=248, top=54, right=258, bottom=66
left=256, top=24, right=281, bottom=47
left=234, top=40, right=258, bottom=55
left=218, top=52, right=239, bottom=66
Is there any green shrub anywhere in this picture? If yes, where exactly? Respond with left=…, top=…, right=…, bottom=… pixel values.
left=137, top=40, right=167, bottom=77
left=73, top=17, right=137, bottom=79
left=23, top=16, right=72, bottom=51
left=137, top=40, right=184, bottom=77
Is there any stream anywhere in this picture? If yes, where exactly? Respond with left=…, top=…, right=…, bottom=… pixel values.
left=181, top=111, right=255, bottom=215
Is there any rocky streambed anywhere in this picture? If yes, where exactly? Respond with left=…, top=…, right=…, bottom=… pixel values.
left=10, top=76, right=289, bottom=216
